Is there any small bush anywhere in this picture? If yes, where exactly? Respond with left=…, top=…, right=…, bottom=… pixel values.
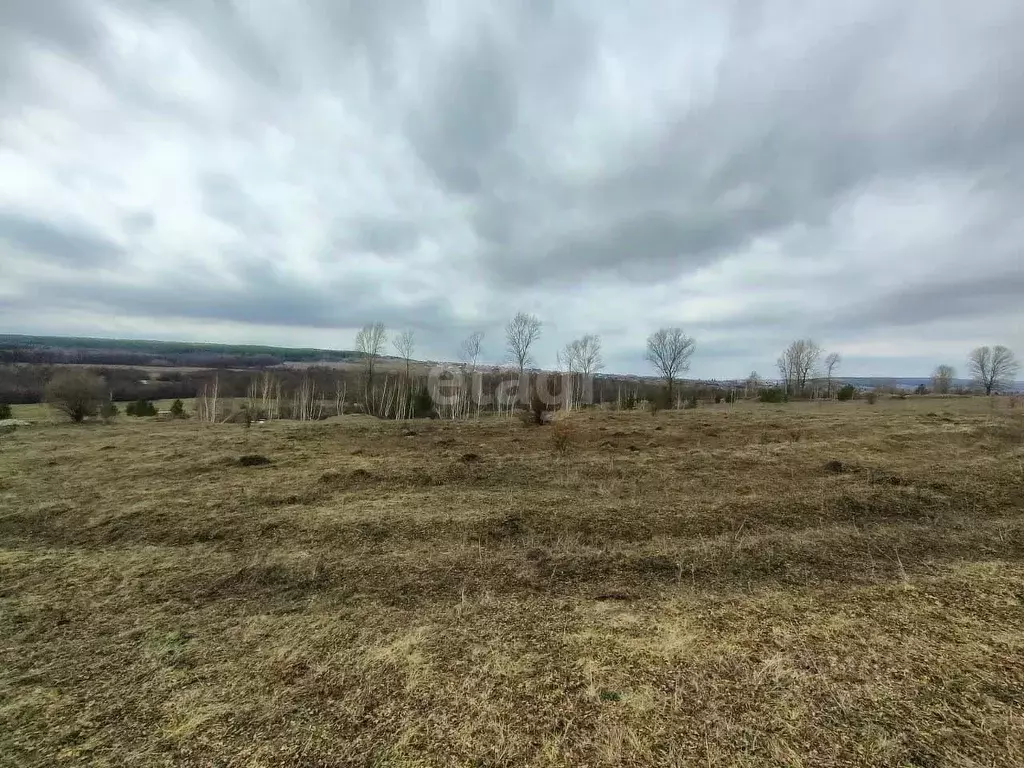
left=45, top=370, right=106, bottom=422
left=411, top=387, right=434, bottom=418
left=100, top=401, right=119, bottom=422
left=550, top=420, right=576, bottom=455
left=836, top=384, right=857, bottom=401
left=126, top=399, right=158, bottom=417
left=0, top=403, right=11, bottom=420
left=758, top=388, right=787, bottom=404
left=622, top=392, right=637, bottom=411
left=238, top=454, right=272, bottom=467
left=865, top=391, right=878, bottom=405
left=914, top=384, right=928, bottom=395
left=518, top=408, right=539, bottom=426
left=648, top=390, right=672, bottom=414
left=519, top=392, right=548, bottom=426
left=685, top=394, right=699, bottom=409
left=169, top=399, right=185, bottom=418
left=714, top=394, right=722, bottom=404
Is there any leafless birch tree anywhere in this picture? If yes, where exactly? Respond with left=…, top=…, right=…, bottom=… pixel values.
left=777, top=339, right=822, bottom=395
left=355, top=322, right=387, bottom=412
left=506, top=312, right=542, bottom=375
left=823, top=352, right=840, bottom=398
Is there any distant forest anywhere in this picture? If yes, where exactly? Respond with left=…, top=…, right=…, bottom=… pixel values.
left=0, top=334, right=360, bottom=368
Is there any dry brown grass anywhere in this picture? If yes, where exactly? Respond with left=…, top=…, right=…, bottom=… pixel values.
left=2, top=397, right=1024, bottom=766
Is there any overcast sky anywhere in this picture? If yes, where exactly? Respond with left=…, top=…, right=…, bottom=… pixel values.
left=1, top=1, right=1022, bottom=377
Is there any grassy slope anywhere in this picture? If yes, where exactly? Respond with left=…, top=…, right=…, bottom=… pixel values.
left=1, top=399, right=1023, bottom=766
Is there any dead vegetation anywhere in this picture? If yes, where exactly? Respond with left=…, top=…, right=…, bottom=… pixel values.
left=1, top=398, right=1023, bottom=766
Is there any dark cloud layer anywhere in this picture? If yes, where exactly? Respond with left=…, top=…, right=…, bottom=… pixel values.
left=0, top=211, right=123, bottom=266
left=1, top=0, right=1022, bottom=376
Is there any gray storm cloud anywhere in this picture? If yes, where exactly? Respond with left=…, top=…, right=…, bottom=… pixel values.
left=1, top=0, right=1022, bottom=376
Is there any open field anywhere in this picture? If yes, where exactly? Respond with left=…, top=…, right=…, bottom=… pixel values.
left=2, top=398, right=1024, bottom=766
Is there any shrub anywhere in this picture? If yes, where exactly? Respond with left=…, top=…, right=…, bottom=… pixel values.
left=914, top=384, right=928, bottom=395
left=45, top=370, right=106, bottom=422
left=550, top=420, right=576, bottom=454
left=520, top=392, right=549, bottom=426
left=623, top=392, right=637, bottom=411
left=0, top=403, right=11, bottom=420
left=100, top=401, right=119, bottom=421
left=169, top=399, right=185, bottom=418
left=126, top=399, right=158, bottom=417
left=648, top=389, right=672, bottom=414
left=865, top=391, right=878, bottom=404
left=238, top=454, right=271, bottom=466
left=758, top=388, right=787, bottom=404
left=411, top=386, right=434, bottom=418
left=836, top=384, right=857, bottom=401
left=683, top=394, right=699, bottom=409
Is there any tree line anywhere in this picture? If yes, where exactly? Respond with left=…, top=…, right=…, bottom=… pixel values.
left=762, top=338, right=1019, bottom=398
left=2, top=314, right=1019, bottom=422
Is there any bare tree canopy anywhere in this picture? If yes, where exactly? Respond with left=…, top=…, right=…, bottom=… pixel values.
left=393, top=330, right=415, bottom=379
left=931, top=364, right=956, bottom=394
left=777, top=339, right=822, bottom=395
left=645, top=328, right=696, bottom=402
left=968, top=345, right=1019, bottom=395
left=506, top=312, right=542, bottom=373
left=560, top=334, right=604, bottom=376
left=823, top=352, right=841, bottom=397
left=354, top=322, right=387, bottom=380
left=459, top=331, right=484, bottom=371
left=824, top=352, right=840, bottom=376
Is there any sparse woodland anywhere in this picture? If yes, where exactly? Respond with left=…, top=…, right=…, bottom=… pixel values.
left=2, top=326, right=1017, bottom=425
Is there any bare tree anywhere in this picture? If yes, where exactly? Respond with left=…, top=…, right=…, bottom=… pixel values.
left=393, top=330, right=415, bottom=381
left=574, top=334, right=604, bottom=379
left=777, top=339, right=822, bottom=395
left=196, top=374, right=220, bottom=423
left=355, top=322, right=388, bottom=379
left=334, top=377, right=347, bottom=417
left=459, top=331, right=484, bottom=370
left=645, top=328, right=696, bottom=404
left=931, top=364, right=956, bottom=395
left=823, top=352, right=841, bottom=398
left=459, top=331, right=484, bottom=419
left=968, top=345, right=1019, bottom=395
left=745, top=371, right=762, bottom=399
left=558, top=342, right=579, bottom=411
left=293, top=375, right=323, bottom=421
left=506, top=312, right=542, bottom=374
left=560, top=334, right=604, bottom=409
left=44, top=370, right=106, bottom=422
